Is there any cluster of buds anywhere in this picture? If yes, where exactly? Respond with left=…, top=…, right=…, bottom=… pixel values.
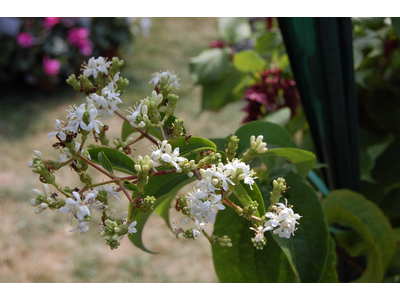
left=241, top=135, right=268, bottom=162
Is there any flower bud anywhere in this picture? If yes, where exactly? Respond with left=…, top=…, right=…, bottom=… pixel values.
left=33, top=150, right=43, bottom=159
left=141, top=105, right=148, bottom=115
left=250, top=135, right=255, bottom=143
left=256, top=135, right=264, bottom=142
left=165, top=144, right=172, bottom=154
left=135, top=165, right=142, bottom=172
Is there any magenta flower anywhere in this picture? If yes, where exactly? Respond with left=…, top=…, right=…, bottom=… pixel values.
left=67, top=27, right=93, bottom=55
left=43, top=17, right=60, bottom=30
left=43, top=57, right=61, bottom=77
left=16, top=32, right=35, bottom=48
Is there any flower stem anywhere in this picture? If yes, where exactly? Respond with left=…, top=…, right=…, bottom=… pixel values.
left=159, top=126, right=166, bottom=141
left=117, top=180, right=134, bottom=204
left=78, top=155, right=115, bottom=179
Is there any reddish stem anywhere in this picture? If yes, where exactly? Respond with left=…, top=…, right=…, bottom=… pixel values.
left=79, top=155, right=115, bottom=179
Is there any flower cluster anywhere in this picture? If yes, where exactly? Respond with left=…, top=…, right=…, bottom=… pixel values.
left=28, top=56, right=302, bottom=252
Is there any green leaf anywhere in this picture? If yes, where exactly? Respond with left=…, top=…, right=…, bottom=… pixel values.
left=322, top=189, right=396, bottom=282
left=212, top=201, right=296, bottom=282
left=218, top=17, right=251, bottom=44
left=233, top=50, right=266, bottom=73
left=189, top=48, right=230, bottom=84
left=171, top=136, right=217, bottom=160
left=319, top=235, right=339, bottom=282
left=230, top=181, right=266, bottom=217
left=272, top=172, right=329, bottom=282
left=88, top=147, right=136, bottom=175
left=201, top=69, right=244, bottom=111
left=262, top=148, right=316, bottom=178
left=262, top=107, right=291, bottom=127
left=98, top=151, right=114, bottom=175
left=122, top=180, right=139, bottom=192
left=255, top=31, right=283, bottom=56
left=234, top=121, right=297, bottom=156
left=128, top=172, right=195, bottom=253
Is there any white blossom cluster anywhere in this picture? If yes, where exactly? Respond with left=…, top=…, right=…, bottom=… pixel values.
left=175, top=158, right=258, bottom=239
left=149, top=140, right=195, bottom=174
left=82, top=56, right=112, bottom=78
left=30, top=183, right=136, bottom=236
left=149, top=70, right=180, bottom=89
left=250, top=199, right=302, bottom=243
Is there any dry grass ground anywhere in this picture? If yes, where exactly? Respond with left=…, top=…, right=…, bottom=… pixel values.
left=0, top=18, right=246, bottom=283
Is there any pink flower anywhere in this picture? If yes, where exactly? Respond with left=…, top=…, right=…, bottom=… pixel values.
left=43, top=57, right=61, bottom=77
left=43, top=17, right=60, bottom=30
left=16, top=32, right=35, bottom=48
left=67, top=27, right=93, bottom=55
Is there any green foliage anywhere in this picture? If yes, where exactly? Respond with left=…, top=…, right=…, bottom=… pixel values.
left=129, top=171, right=196, bottom=253
left=201, top=69, right=244, bottom=110
left=98, top=151, right=114, bottom=175
left=217, top=17, right=251, bottom=45
left=262, top=148, right=316, bottom=178
left=322, top=189, right=395, bottom=282
left=189, top=48, right=230, bottom=84
left=171, top=136, right=217, bottom=160
left=231, top=181, right=265, bottom=217
left=212, top=201, right=296, bottom=282
left=88, top=147, right=136, bottom=175
left=234, top=121, right=296, bottom=155
left=233, top=50, right=266, bottom=73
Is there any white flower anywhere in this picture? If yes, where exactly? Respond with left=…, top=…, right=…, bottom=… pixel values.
left=80, top=107, right=103, bottom=133
left=126, top=100, right=144, bottom=126
left=265, top=200, right=301, bottom=239
left=149, top=71, right=167, bottom=86
left=128, top=221, right=137, bottom=234
left=160, top=147, right=186, bottom=172
left=71, top=221, right=89, bottom=234
left=167, top=71, right=180, bottom=89
left=250, top=225, right=269, bottom=243
left=82, top=57, right=112, bottom=78
left=66, top=103, right=86, bottom=133
left=30, top=184, right=51, bottom=207
left=192, top=219, right=205, bottom=239
left=95, top=56, right=112, bottom=75
left=149, top=140, right=168, bottom=167
left=48, top=119, right=69, bottom=141
left=173, top=218, right=188, bottom=238
left=82, top=57, right=98, bottom=78
left=59, top=191, right=91, bottom=224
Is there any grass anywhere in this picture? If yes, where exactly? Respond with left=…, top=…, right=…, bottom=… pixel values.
left=0, top=17, right=247, bottom=283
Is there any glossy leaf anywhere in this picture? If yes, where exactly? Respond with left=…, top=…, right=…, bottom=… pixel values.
left=88, top=147, right=136, bottom=175
left=98, top=151, right=114, bottom=175
left=262, top=148, right=316, bottom=178
left=230, top=181, right=265, bottom=217
left=233, top=50, right=266, bottom=73
left=319, top=235, right=339, bottom=283
left=218, top=17, right=251, bottom=45
left=128, top=171, right=195, bottom=253
left=234, top=121, right=297, bottom=156
left=189, top=48, right=230, bottom=84
left=201, top=69, right=244, bottom=111
left=272, top=172, right=329, bottom=283
left=171, top=136, right=217, bottom=160
left=122, top=180, right=139, bottom=192
left=322, top=189, right=396, bottom=282
left=212, top=199, right=296, bottom=282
